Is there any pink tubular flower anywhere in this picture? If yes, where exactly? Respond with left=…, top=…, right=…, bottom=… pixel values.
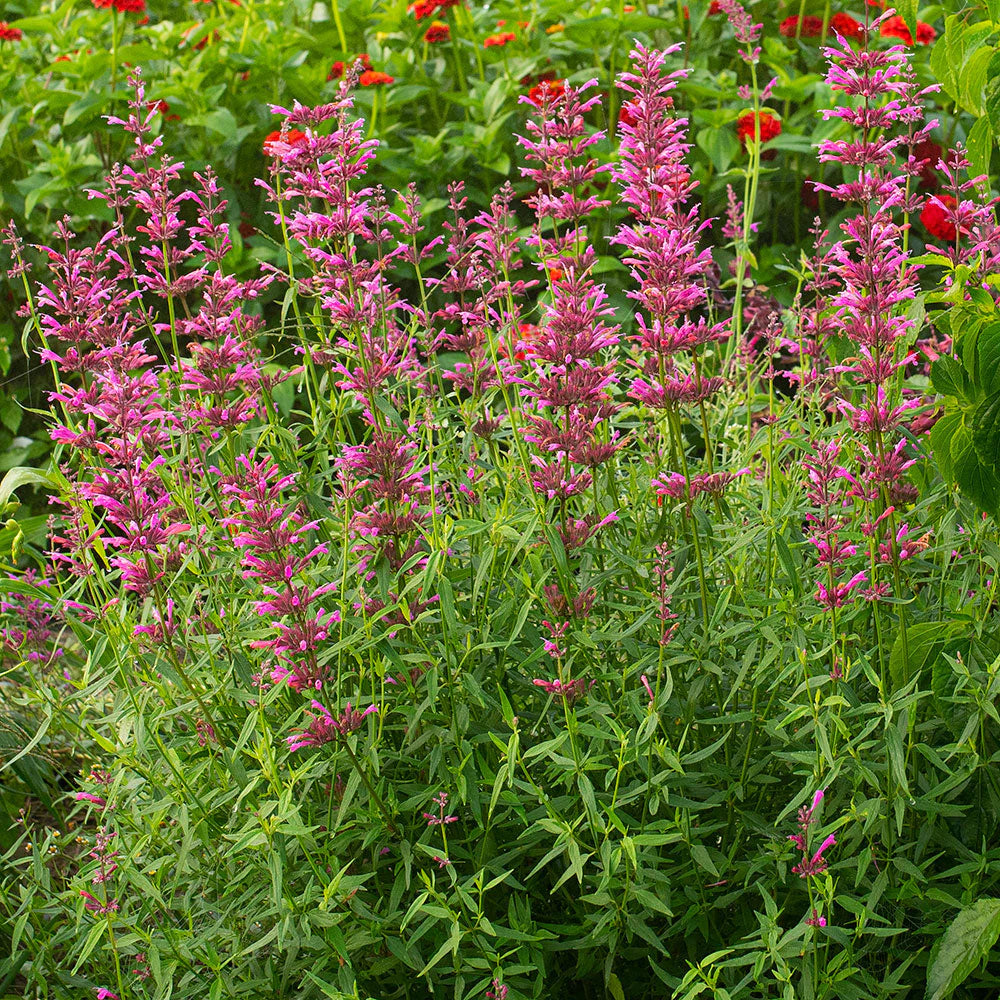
left=81, top=890, right=119, bottom=914
left=533, top=677, right=594, bottom=705
left=792, top=833, right=837, bottom=877
left=75, top=792, right=108, bottom=808
left=815, top=571, right=867, bottom=609
left=287, top=701, right=378, bottom=751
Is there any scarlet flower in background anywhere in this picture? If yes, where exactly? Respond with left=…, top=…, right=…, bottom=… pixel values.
left=263, top=129, right=307, bottom=155
left=327, top=53, right=371, bottom=80
left=779, top=15, right=823, bottom=37
left=423, top=20, right=450, bottom=42
left=147, top=99, right=181, bottom=122
left=484, top=31, right=516, bottom=47
left=360, top=70, right=394, bottom=86
left=829, top=12, right=863, bottom=39
left=527, top=78, right=566, bottom=106
left=912, top=139, right=945, bottom=188
left=92, top=0, right=146, bottom=10
left=0, top=21, right=22, bottom=40
left=921, top=194, right=958, bottom=242
left=409, top=0, right=461, bottom=19
left=736, top=110, right=782, bottom=149
left=880, top=15, right=935, bottom=44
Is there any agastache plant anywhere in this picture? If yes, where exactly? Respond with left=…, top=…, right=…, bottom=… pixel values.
left=811, top=11, right=935, bottom=672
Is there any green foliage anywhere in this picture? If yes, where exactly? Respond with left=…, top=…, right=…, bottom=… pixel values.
left=926, top=899, right=1000, bottom=1000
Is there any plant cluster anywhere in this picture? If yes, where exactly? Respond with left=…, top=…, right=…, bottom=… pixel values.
left=2, top=3, right=1000, bottom=1000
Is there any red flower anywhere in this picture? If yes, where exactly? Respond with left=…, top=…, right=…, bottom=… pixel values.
left=829, top=12, right=863, bottom=39
left=424, top=20, right=450, bottom=42
left=263, top=129, right=307, bottom=156
left=779, top=15, right=823, bottom=37
left=484, top=31, right=516, bottom=47
left=92, top=0, right=147, bottom=10
left=181, top=24, right=220, bottom=49
left=409, top=0, right=460, bottom=19
left=912, top=139, right=947, bottom=189
left=800, top=177, right=820, bottom=211
left=360, top=70, right=394, bottom=86
left=736, top=111, right=782, bottom=149
left=327, top=53, right=371, bottom=80
left=527, top=78, right=565, bottom=106
left=683, top=1, right=723, bottom=16
left=0, top=21, right=22, bottom=40
left=880, top=15, right=935, bottom=44
left=921, top=194, right=957, bottom=243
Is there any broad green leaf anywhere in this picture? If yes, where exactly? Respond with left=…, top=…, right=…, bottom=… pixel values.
left=972, top=392, right=1000, bottom=469
left=931, top=411, right=961, bottom=482
left=696, top=126, right=739, bottom=173
left=987, top=51, right=1000, bottom=138
left=931, top=354, right=970, bottom=402
left=976, top=323, right=1000, bottom=395
left=926, top=899, right=1000, bottom=1000
left=896, top=0, right=919, bottom=61
left=889, top=621, right=958, bottom=690
left=0, top=466, right=58, bottom=511
left=966, top=115, right=995, bottom=186
left=952, top=421, right=1000, bottom=515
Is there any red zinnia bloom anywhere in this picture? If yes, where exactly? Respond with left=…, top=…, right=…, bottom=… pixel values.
left=424, top=20, right=450, bottom=42
left=736, top=110, right=782, bottom=149
left=484, top=31, right=516, bottom=47
left=880, top=15, right=935, bottom=44
left=921, top=194, right=958, bottom=243
left=360, top=70, right=394, bottom=86
left=263, top=129, right=307, bottom=156
left=410, top=0, right=460, bottom=19
left=779, top=15, right=823, bottom=37
left=527, top=78, right=565, bottom=106
left=829, top=12, right=863, bottom=39
left=92, top=0, right=147, bottom=10
left=0, top=21, right=22, bottom=40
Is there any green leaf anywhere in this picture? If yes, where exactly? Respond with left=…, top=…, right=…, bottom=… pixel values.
left=966, top=114, right=995, bottom=185
left=931, top=411, right=961, bottom=483
left=931, top=354, right=971, bottom=402
left=931, top=31, right=958, bottom=103
left=960, top=45, right=993, bottom=116
left=889, top=621, right=958, bottom=690
left=926, top=899, right=1000, bottom=1000
left=976, top=323, right=1000, bottom=395
left=690, top=843, right=718, bottom=877
left=972, top=392, right=1000, bottom=469
left=987, top=51, right=1000, bottom=138
left=696, top=126, right=739, bottom=173
left=952, top=421, right=1000, bottom=515
left=896, top=0, right=919, bottom=62
left=0, top=466, right=58, bottom=512
left=190, top=108, right=238, bottom=142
